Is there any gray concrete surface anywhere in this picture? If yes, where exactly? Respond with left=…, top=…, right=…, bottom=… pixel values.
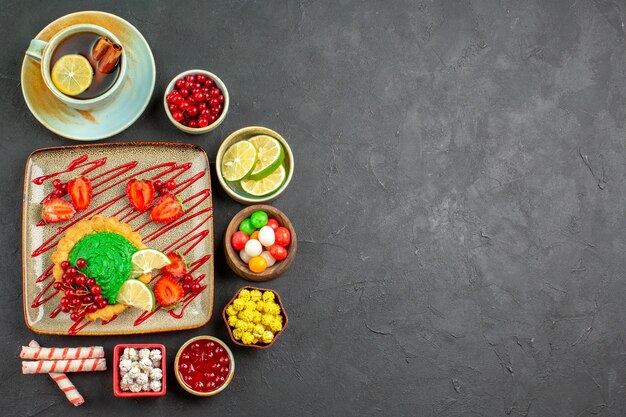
left=1, top=1, right=625, bottom=416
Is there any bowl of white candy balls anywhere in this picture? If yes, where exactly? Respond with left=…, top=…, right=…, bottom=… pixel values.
left=113, top=344, right=166, bottom=397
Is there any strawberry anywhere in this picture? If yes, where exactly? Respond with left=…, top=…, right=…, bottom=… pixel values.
left=160, top=251, right=187, bottom=278
left=42, top=198, right=76, bottom=223
left=126, top=179, right=155, bottom=212
left=149, top=194, right=184, bottom=223
left=67, top=176, right=93, bottom=211
left=153, top=275, right=184, bottom=308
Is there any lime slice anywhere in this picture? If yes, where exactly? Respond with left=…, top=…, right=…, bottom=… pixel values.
left=248, top=135, right=285, bottom=180
left=116, top=279, right=156, bottom=312
left=131, top=249, right=171, bottom=278
left=240, top=164, right=287, bottom=197
left=51, top=54, right=93, bottom=96
left=221, top=140, right=257, bottom=181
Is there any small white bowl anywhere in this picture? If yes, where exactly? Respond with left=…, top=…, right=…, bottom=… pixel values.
left=163, top=69, right=229, bottom=134
left=216, top=126, right=294, bottom=204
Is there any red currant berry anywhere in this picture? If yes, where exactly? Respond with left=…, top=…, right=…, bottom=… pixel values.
left=53, top=189, right=64, bottom=197
left=76, top=258, right=87, bottom=268
left=70, top=312, right=80, bottom=321
left=201, top=87, right=210, bottom=94
left=91, top=285, right=102, bottom=295
left=208, top=114, right=218, bottom=123
left=61, top=183, right=68, bottom=192
left=179, top=89, right=190, bottom=98
left=182, top=283, right=191, bottom=293
left=196, top=74, right=207, bottom=84
left=66, top=266, right=78, bottom=276
left=209, top=87, right=221, bottom=97
left=61, top=305, right=71, bottom=313
left=166, top=179, right=176, bottom=190
left=60, top=297, right=70, bottom=306
left=166, top=93, right=177, bottom=104
left=205, top=78, right=215, bottom=88
left=185, top=74, right=196, bottom=84
left=193, top=92, right=205, bottom=102
left=178, top=101, right=191, bottom=112
left=153, top=179, right=164, bottom=191
left=172, top=111, right=184, bottom=122
left=198, top=117, right=209, bottom=127
left=192, top=283, right=201, bottom=292
left=65, top=289, right=74, bottom=297
left=61, top=261, right=70, bottom=270
left=97, top=301, right=108, bottom=309
left=200, top=108, right=211, bottom=117
left=172, top=95, right=183, bottom=104
left=75, top=275, right=86, bottom=286
left=210, top=106, right=221, bottom=116
left=64, top=276, right=75, bottom=286
left=94, top=294, right=104, bottom=303
left=175, top=78, right=186, bottom=89
left=87, top=304, right=98, bottom=313
left=188, top=118, right=199, bottom=128
left=185, top=81, right=194, bottom=89
left=52, top=179, right=63, bottom=189
left=70, top=298, right=81, bottom=307
left=209, top=97, right=220, bottom=107
left=85, top=278, right=96, bottom=287
left=197, top=102, right=207, bottom=110
left=168, top=103, right=178, bottom=113
left=182, top=274, right=193, bottom=284
left=187, top=105, right=199, bottom=116
left=82, top=295, right=93, bottom=304
left=217, top=94, right=225, bottom=104
left=53, top=282, right=63, bottom=291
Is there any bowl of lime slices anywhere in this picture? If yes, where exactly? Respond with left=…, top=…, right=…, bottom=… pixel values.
left=216, top=126, right=294, bottom=204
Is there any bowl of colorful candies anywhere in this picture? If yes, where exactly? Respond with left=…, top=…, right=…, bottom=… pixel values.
left=163, top=69, right=229, bottom=134
left=216, top=126, right=294, bottom=204
left=222, top=287, right=288, bottom=349
left=174, top=336, right=234, bottom=396
left=224, top=205, right=296, bottom=281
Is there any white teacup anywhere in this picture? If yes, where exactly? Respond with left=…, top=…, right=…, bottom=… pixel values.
left=25, top=23, right=127, bottom=111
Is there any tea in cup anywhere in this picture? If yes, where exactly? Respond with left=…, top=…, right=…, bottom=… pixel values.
left=25, top=23, right=127, bottom=111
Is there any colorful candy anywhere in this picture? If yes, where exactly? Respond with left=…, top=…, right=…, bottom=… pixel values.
left=231, top=231, right=249, bottom=251
left=238, top=218, right=255, bottom=235
left=258, top=226, right=275, bottom=247
left=269, top=244, right=288, bottom=261
left=274, top=227, right=291, bottom=247
left=244, top=239, right=262, bottom=257
left=248, top=256, right=267, bottom=273
left=250, top=211, right=268, bottom=228
left=233, top=210, right=290, bottom=273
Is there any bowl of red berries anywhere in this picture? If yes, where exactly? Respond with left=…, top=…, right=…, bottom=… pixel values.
left=174, top=336, right=234, bottom=396
left=164, top=69, right=229, bottom=134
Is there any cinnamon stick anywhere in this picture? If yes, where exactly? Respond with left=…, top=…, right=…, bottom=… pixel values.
left=98, top=42, right=122, bottom=74
left=91, top=36, right=112, bottom=61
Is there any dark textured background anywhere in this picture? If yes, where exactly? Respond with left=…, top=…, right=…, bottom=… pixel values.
left=1, top=1, right=625, bottom=416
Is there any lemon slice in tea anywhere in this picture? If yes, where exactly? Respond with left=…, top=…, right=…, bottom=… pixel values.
left=221, top=140, right=257, bottom=181
left=247, top=135, right=285, bottom=180
left=240, top=164, right=287, bottom=197
left=131, top=249, right=171, bottom=278
left=51, top=54, right=93, bottom=96
left=116, top=279, right=156, bottom=312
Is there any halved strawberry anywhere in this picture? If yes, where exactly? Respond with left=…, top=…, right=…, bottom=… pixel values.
left=160, top=251, right=187, bottom=278
left=42, top=198, right=76, bottom=223
left=149, top=194, right=184, bottom=223
left=67, top=176, right=93, bottom=211
left=126, top=179, right=155, bottom=212
left=153, top=275, right=184, bottom=308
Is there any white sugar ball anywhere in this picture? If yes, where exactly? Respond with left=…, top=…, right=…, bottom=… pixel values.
left=119, top=359, right=133, bottom=373
left=239, top=249, right=252, bottom=263
left=150, top=380, right=162, bottom=392
left=150, top=368, right=163, bottom=381
left=258, top=226, right=275, bottom=247
left=139, top=357, right=153, bottom=371
left=244, top=239, right=262, bottom=257
left=260, top=250, right=276, bottom=267
left=136, top=373, right=149, bottom=385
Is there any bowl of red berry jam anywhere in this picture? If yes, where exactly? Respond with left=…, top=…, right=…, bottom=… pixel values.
left=174, top=336, right=235, bottom=396
left=164, top=69, right=229, bottom=134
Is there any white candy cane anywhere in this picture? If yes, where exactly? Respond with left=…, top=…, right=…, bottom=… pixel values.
left=21, top=344, right=104, bottom=360
left=22, top=357, right=106, bottom=374
left=28, top=341, right=84, bottom=407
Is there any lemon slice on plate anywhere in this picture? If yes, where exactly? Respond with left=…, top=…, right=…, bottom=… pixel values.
left=116, top=279, right=156, bottom=312
left=131, top=249, right=171, bottom=278
left=240, top=164, right=286, bottom=197
left=247, top=135, right=284, bottom=180
left=50, top=54, right=93, bottom=96
left=221, top=140, right=257, bottom=181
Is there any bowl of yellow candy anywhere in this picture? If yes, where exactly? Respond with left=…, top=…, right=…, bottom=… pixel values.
left=222, top=287, right=288, bottom=349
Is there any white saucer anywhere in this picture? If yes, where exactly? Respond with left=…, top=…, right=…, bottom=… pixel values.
left=21, top=11, right=156, bottom=141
